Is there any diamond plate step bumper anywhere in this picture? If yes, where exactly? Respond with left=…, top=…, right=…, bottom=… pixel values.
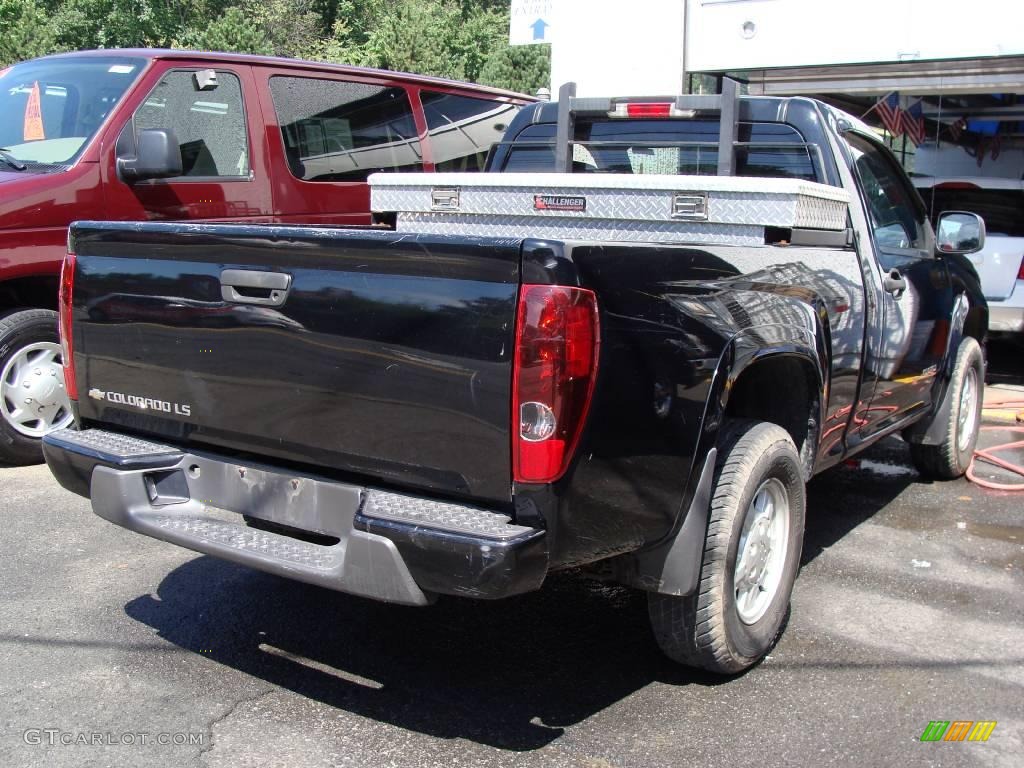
left=43, top=428, right=547, bottom=602
left=360, top=489, right=534, bottom=540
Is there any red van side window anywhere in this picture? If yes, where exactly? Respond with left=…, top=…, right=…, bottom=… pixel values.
left=420, top=91, right=520, bottom=172
left=133, top=70, right=249, bottom=178
left=269, top=76, right=423, bottom=182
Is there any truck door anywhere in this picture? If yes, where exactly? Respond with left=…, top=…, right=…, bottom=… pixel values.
left=101, top=64, right=272, bottom=221
left=845, top=132, right=953, bottom=439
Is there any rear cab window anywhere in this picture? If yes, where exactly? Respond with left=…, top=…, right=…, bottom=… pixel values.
left=501, top=119, right=818, bottom=180
left=269, top=76, right=423, bottom=182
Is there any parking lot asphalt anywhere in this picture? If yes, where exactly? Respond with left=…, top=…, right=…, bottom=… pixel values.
left=1, top=342, right=1021, bottom=768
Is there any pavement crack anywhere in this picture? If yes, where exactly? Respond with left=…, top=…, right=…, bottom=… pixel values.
left=196, top=687, right=276, bottom=765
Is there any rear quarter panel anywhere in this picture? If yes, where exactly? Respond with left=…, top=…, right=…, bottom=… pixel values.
left=515, top=239, right=865, bottom=569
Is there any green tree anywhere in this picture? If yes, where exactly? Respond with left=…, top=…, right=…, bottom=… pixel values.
left=52, top=0, right=170, bottom=49
left=240, top=0, right=321, bottom=58
left=479, top=43, right=550, bottom=96
left=177, top=6, right=272, bottom=54
left=450, top=4, right=506, bottom=83
left=315, top=0, right=506, bottom=81
left=0, top=0, right=61, bottom=66
left=53, top=0, right=238, bottom=50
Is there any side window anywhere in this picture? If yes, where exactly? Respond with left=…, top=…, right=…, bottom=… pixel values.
left=421, top=91, right=518, bottom=172
left=269, top=76, right=423, bottom=182
left=133, top=70, right=249, bottom=178
left=845, top=133, right=925, bottom=252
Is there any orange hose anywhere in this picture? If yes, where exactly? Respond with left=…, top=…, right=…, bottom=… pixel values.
left=967, top=392, right=1024, bottom=491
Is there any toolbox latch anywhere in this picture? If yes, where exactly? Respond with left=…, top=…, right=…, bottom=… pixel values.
left=671, top=192, right=709, bottom=220
left=431, top=187, right=461, bottom=211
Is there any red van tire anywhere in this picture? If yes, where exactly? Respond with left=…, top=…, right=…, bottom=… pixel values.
left=0, top=310, right=74, bottom=465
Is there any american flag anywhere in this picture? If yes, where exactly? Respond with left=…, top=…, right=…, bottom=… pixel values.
left=948, top=117, right=967, bottom=141
left=902, top=100, right=927, bottom=146
left=875, top=92, right=904, bottom=137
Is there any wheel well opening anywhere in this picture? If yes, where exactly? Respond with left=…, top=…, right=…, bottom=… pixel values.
left=725, top=356, right=820, bottom=478
left=0, top=276, right=59, bottom=317
left=963, top=306, right=986, bottom=344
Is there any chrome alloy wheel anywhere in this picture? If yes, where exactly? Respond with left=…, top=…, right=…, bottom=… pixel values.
left=956, top=366, right=980, bottom=453
left=0, top=342, right=73, bottom=438
left=733, top=478, right=790, bottom=625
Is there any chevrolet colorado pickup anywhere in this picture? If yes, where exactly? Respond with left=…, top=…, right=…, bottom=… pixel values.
left=43, top=82, right=988, bottom=673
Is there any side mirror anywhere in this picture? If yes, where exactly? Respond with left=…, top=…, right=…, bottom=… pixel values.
left=118, top=128, right=183, bottom=182
left=936, top=211, right=986, bottom=255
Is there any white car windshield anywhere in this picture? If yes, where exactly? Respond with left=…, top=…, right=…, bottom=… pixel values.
left=0, top=55, right=145, bottom=168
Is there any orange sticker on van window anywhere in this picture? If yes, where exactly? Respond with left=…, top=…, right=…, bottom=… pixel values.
left=23, top=81, right=45, bottom=141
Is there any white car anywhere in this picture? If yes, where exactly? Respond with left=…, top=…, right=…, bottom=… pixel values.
left=915, top=177, right=1024, bottom=337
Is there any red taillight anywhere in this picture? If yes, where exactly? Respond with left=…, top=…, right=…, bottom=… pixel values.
left=608, top=102, right=693, bottom=119
left=933, top=181, right=981, bottom=190
left=59, top=252, right=77, bottom=400
left=512, top=285, right=599, bottom=484
left=1018, top=255, right=1024, bottom=281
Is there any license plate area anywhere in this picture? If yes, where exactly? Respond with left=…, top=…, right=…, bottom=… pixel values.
left=144, top=454, right=363, bottom=539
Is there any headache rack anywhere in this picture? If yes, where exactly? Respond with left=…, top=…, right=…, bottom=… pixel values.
left=369, top=79, right=853, bottom=249
left=554, top=78, right=745, bottom=176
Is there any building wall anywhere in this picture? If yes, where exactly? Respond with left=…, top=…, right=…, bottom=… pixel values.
left=549, top=0, right=685, bottom=97
left=548, top=0, right=1024, bottom=96
left=685, top=0, right=1024, bottom=73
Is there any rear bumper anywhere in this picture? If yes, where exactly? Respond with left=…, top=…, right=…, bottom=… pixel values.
left=43, top=428, right=547, bottom=605
left=988, top=281, right=1024, bottom=334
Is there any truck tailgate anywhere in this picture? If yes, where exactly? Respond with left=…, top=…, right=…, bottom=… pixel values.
left=69, top=222, right=521, bottom=505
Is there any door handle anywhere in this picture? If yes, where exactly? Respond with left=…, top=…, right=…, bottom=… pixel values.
left=220, top=269, right=292, bottom=307
left=883, top=269, right=906, bottom=300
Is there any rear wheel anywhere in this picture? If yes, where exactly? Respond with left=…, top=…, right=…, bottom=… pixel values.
left=648, top=421, right=806, bottom=674
left=908, top=337, right=984, bottom=479
left=0, top=310, right=73, bottom=465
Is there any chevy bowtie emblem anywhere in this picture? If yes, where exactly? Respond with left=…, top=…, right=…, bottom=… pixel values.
left=85, top=387, right=192, bottom=417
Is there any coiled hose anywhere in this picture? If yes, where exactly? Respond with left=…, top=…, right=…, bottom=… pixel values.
left=967, top=391, right=1024, bottom=491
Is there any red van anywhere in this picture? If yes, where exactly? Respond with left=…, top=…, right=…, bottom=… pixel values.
left=0, top=49, right=531, bottom=463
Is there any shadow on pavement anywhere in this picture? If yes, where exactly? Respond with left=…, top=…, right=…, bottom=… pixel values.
left=121, top=441, right=934, bottom=751
left=802, top=436, right=917, bottom=566
left=987, top=336, right=1024, bottom=387
left=126, top=559, right=728, bottom=751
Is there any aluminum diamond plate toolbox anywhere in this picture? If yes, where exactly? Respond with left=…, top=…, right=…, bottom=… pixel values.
left=370, top=172, right=850, bottom=246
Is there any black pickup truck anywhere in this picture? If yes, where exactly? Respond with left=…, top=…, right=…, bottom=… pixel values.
left=44, top=82, right=988, bottom=674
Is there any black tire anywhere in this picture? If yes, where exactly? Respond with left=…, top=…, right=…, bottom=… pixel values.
left=0, top=309, right=66, bottom=465
left=908, top=337, right=984, bottom=480
left=648, top=421, right=806, bottom=674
